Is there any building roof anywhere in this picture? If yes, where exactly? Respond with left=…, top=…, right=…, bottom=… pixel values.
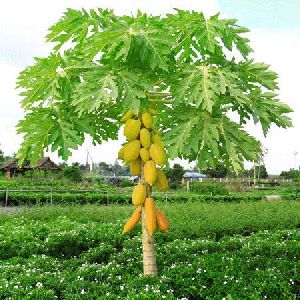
left=0, top=160, right=19, bottom=170
left=28, top=157, right=59, bottom=170
left=0, top=157, right=59, bottom=171
left=183, top=172, right=207, bottom=178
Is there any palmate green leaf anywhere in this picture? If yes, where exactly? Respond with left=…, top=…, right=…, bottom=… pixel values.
left=73, top=66, right=118, bottom=113
left=17, top=109, right=83, bottom=164
left=132, top=28, right=171, bottom=71
left=237, top=60, right=278, bottom=90
left=249, top=91, right=293, bottom=135
left=117, top=70, right=152, bottom=113
left=168, top=10, right=252, bottom=63
left=16, top=107, right=119, bottom=165
left=17, top=54, right=64, bottom=109
left=84, top=23, right=132, bottom=62
left=16, top=110, right=54, bottom=166
left=46, top=8, right=115, bottom=51
left=171, top=65, right=244, bottom=112
left=161, top=106, right=260, bottom=173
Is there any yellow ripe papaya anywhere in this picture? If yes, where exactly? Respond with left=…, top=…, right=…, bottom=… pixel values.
left=144, top=160, right=157, bottom=186
left=140, top=128, right=151, bottom=149
left=124, top=119, right=141, bottom=141
left=141, top=112, right=152, bottom=129
left=118, top=144, right=127, bottom=160
left=132, top=184, right=146, bottom=206
left=155, top=169, right=168, bottom=192
left=152, top=134, right=164, bottom=147
left=121, top=110, right=135, bottom=122
left=124, top=140, right=141, bottom=162
left=130, top=158, right=141, bottom=176
left=149, top=143, right=166, bottom=166
left=148, top=108, right=157, bottom=116
left=145, top=197, right=156, bottom=236
left=123, top=206, right=142, bottom=233
left=156, top=209, right=169, bottom=232
left=140, top=148, right=150, bottom=162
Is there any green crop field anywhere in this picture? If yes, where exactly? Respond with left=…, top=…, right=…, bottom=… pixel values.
left=0, top=201, right=299, bottom=299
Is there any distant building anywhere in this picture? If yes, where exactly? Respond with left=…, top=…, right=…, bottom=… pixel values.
left=182, top=172, right=207, bottom=183
left=0, top=160, right=19, bottom=178
left=27, top=157, right=59, bottom=171
left=0, top=157, right=59, bottom=178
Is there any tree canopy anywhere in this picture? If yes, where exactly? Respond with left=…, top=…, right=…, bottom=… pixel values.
left=17, top=8, right=292, bottom=173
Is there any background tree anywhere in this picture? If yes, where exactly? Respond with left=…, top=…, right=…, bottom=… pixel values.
left=204, top=163, right=229, bottom=178
left=63, top=163, right=82, bottom=182
left=111, top=161, right=130, bottom=177
left=165, top=163, right=185, bottom=184
left=16, top=8, right=292, bottom=275
left=280, top=169, right=300, bottom=180
left=245, top=165, right=268, bottom=179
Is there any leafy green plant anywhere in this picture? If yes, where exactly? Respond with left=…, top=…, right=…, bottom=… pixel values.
left=63, top=163, right=83, bottom=182
left=189, top=182, right=229, bottom=195
left=16, top=8, right=293, bottom=275
left=0, top=204, right=299, bottom=299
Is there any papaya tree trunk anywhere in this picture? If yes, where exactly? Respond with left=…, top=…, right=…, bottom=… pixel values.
left=142, top=202, right=157, bottom=275
left=141, top=165, right=157, bottom=275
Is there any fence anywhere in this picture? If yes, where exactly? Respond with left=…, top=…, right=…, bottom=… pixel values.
left=0, top=188, right=173, bottom=207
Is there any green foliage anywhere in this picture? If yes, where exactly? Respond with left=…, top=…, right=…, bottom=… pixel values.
left=190, top=182, right=229, bottom=195
left=63, top=163, right=83, bottom=182
left=204, top=164, right=229, bottom=178
left=247, top=165, right=268, bottom=179
left=280, top=169, right=300, bottom=180
left=16, top=8, right=292, bottom=174
left=2, top=188, right=300, bottom=206
left=165, top=163, right=185, bottom=184
left=0, top=202, right=299, bottom=298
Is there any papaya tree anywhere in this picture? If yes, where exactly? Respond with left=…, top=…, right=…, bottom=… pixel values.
left=16, top=8, right=292, bottom=275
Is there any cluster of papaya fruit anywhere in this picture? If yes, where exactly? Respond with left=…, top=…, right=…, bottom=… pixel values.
left=118, top=109, right=169, bottom=236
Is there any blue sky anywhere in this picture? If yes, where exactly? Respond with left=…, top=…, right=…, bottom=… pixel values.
left=219, top=0, right=300, bottom=30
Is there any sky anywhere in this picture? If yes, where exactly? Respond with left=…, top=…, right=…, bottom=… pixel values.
left=0, top=0, right=299, bottom=174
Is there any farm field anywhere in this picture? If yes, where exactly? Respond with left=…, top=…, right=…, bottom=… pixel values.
left=1, top=178, right=300, bottom=206
left=0, top=201, right=299, bottom=299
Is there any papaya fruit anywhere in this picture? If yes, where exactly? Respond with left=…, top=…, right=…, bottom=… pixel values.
left=140, top=128, right=151, bottom=149
left=121, top=110, right=135, bottom=122
left=124, top=119, right=141, bottom=141
left=124, top=140, right=141, bottom=162
left=148, top=108, right=157, bottom=116
left=132, top=184, right=146, bottom=206
left=152, top=134, right=164, bottom=147
left=118, top=144, right=127, bottom=160
left=123, top=206, right=142, bottom=233
left=156, top=209, right=169, bottom=232
left=141, top=112, right=152, bottom=129
left=155, top=169, right=168, bottom=192
left=145, top=197, right=156, bottom=236
left=140, top=148, right=150, bottom=162
left=130, top=158, right=141, bottom=176
left=149, top=143, right=166, bottom=166
left=144, top=160, right=157, bottom=186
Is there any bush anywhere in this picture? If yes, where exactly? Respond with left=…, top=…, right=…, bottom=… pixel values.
left=63, top=164, right=82, bottom=182
left=120, top=179, right=135, bottom=188
left=190, top=182, right=229, bottom=195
